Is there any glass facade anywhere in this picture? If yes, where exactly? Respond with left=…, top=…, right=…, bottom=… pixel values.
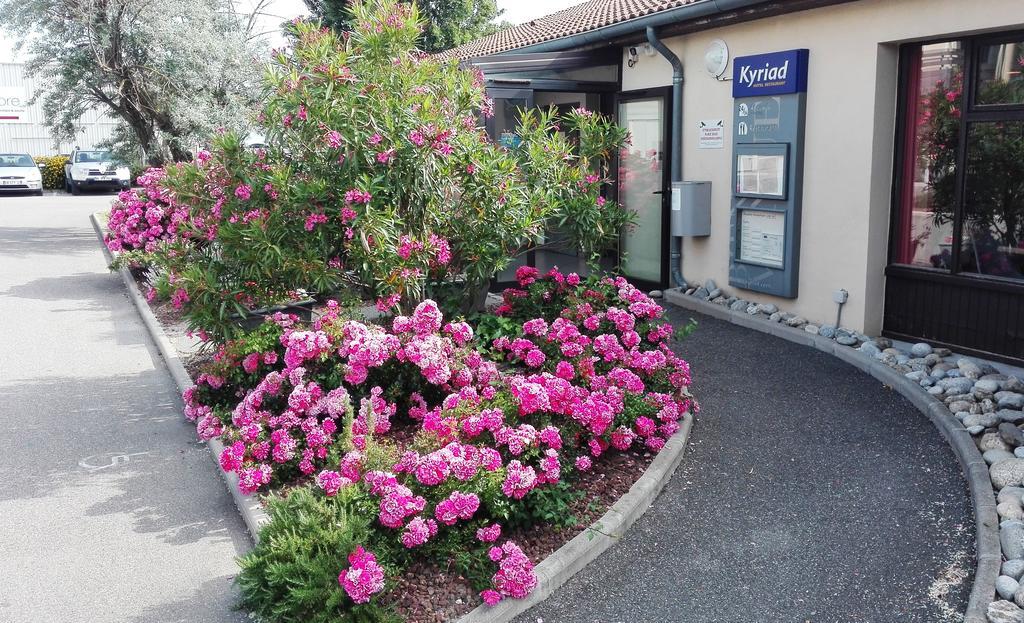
left=975, top=39, right=1024, bottom=106
left=618, top=97, right=665, bottom=284
left=893, top=42, right=962, bottom=268
left=893, top=35, right=1024, bottom=283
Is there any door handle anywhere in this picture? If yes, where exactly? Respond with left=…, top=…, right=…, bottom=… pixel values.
left=652, top=190, right=666, bottom=195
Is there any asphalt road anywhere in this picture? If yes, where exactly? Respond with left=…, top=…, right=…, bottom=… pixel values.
left=0, top=193, right=250, bottom=622
left=516, top=308, right=975, bottom=623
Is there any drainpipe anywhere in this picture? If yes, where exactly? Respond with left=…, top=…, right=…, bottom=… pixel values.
left=645, top=26, right=687, bottom=288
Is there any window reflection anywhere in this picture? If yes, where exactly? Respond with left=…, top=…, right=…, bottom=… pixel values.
left=976, top=40, right=1024, bottom=105
left=894, top=42, right=962, bottom=268
left=960, top=121, right=1024, bottom=279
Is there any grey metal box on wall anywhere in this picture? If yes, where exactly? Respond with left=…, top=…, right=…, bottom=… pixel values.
left=671, top=181, right=711, bottom=236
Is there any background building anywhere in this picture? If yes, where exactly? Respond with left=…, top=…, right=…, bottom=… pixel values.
left=449, top=0, right=1024, bottom=362
left=0, top=62, right=119, bottom=155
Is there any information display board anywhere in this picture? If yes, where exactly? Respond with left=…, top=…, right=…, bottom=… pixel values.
left=736, top=152, right=786, bottom=199
left=738, top=210, right=785, bottom=267
left=727, top=48, right=808, bottom=299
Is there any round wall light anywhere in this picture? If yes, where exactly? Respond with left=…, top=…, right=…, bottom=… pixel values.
left=704, top=39, right=730, bottom=79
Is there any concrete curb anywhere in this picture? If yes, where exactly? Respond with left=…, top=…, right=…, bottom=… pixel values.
left=454, top=411, right=694, bottom=623
left=664, top=288, right=997, bottom=623
left=89, top=213, right=270, bottom=542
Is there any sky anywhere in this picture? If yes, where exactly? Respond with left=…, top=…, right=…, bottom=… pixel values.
left=0, top=0, right=582, bottom=63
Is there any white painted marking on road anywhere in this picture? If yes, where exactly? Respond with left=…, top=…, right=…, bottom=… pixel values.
left=78, top=451, right=149, bottom=472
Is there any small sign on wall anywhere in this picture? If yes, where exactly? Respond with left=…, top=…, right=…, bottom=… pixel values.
left=0, top=86, right=29, bottom=123
left=698, top=119, right=724, bottom=149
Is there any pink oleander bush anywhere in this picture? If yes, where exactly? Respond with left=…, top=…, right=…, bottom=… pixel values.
left=104, top=168, right=187, bottom=254
left=191, top=267, right=695, bottom=622
left=103, top=0, right=630, bottom=342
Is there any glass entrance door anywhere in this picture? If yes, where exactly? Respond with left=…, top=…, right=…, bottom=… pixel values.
left=618, top=95, right=667, bottom=285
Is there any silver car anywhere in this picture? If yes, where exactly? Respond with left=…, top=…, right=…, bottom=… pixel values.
left=0, top=153, right=44, bottom=195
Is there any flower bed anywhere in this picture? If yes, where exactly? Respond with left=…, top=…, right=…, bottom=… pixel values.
left=177, top=267, right=695, bottom=622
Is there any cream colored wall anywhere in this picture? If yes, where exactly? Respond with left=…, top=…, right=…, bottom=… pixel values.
left=619, top=0, right=1024, bottom=334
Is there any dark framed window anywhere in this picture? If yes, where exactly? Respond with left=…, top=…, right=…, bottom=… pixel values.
left=892, top=32, right=1024, bottom=282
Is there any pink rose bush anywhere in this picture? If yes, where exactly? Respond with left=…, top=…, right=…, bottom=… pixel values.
left=189, top=269, right=694, bottom=618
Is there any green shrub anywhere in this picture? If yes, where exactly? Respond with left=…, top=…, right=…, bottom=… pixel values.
left=34, top=155, right=68, bottom=189
left=236, top=486, right=399, bottom=623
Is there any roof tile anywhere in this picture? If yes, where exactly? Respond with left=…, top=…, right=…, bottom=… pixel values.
left=441, top=0, right=703, bottom=60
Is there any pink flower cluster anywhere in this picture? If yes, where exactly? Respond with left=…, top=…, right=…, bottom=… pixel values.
left=491, top=268, right=694, bottom=452
left=481, top=541, right=537, bottom=605
left=105, top=168, right=190, bottom=253
left=339, top=546, right=385, bottom=604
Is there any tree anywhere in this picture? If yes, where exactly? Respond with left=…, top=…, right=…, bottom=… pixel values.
left=302, top=0, right=504, bottom=53
left=0, top=0, right=267, bottom=165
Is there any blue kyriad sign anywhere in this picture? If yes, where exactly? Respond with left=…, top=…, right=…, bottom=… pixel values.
left=732, top=49, right=809, bottom=98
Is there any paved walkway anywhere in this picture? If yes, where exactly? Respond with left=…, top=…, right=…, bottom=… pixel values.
left=517, top=308, right=974, bottom=623
left=0, top=195, right=249, bottom=623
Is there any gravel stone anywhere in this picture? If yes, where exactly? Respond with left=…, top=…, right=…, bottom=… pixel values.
left=1005, top=559, right=1024, bottom=581
left=977, top=379, right=1003, bottom=393
left=804, top=324, right=819, bottom=335
left=978, top=432, right=1011, bottom=452
left=937, top=377, right=975, bottom=395
left=1003, top=423, right=1024, bottom=448
left=987, top=449, right=1018, bottom=465
left=1002, top=503, right=1024, bottom=521
left=874, top=337, right=893, bottom=349
left=910, top=343, right=933, bottom=357
left=785, top=316, right=807, bottom=328
left=708, top=288, right=722, bottom=300
left=948, top=400, right=976, bottom=414
left=704, top=279, right=717, bottom=291
left=757, top=303, right=778, bottom=315
left=968, top=425, right=986, bottom=435
left=927, top=386, right=946, bottom=396
left=958, top=358, right=983, bottom=379
left=990, top=599, right=1024, bottom=623
left=999, top=392, right=1024, bottom=410
left=1000, top=576, right=1022, bottom=600
left=1002, top=410, right=1024, bottom=425
left=768, top=312, right=782, bottom=322
left=994, top=461, right=1024, bottom=489
left=859, top=342, right=881, bottom=357
left=965, top=412, right=999, bottom=428
left=693, top=287, right=709, bottom=299
left=998, top=487, right=1024, bottom=505
left=1004, top=521, right=1024, bottom=559
left=818, top=325, right=836, bottom=339
left=836, top=335, right=858, bottom=346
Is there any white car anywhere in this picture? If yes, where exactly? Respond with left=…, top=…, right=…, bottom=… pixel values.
left=0, top=153, right=44, bottom=195
left=64, top=149, right=131, bottom=194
